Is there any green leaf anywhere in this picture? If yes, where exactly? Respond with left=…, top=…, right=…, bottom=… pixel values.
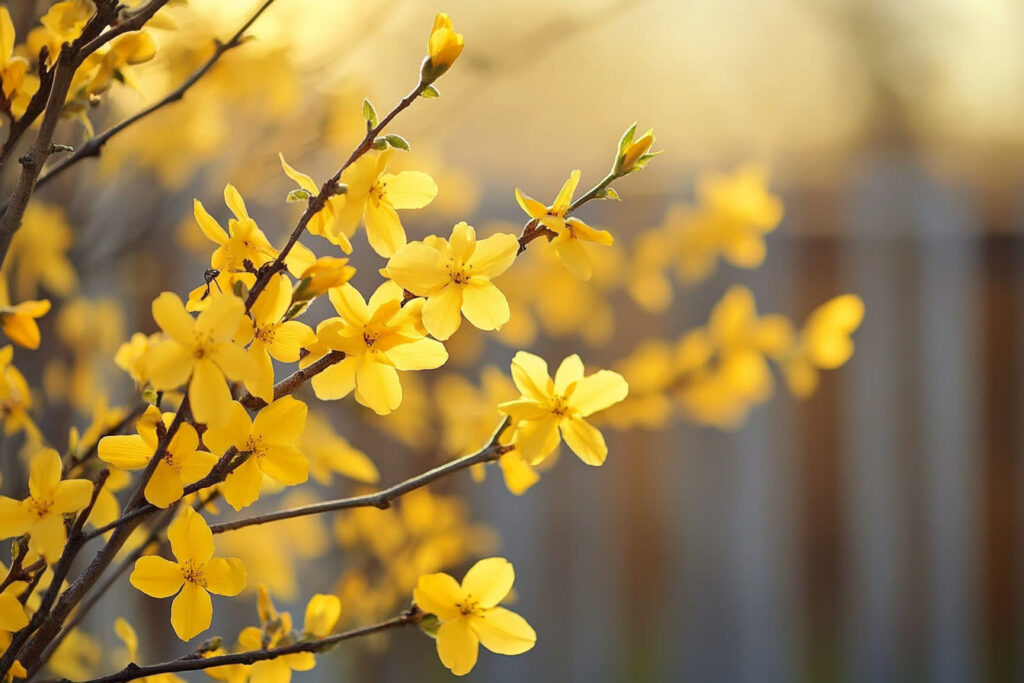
left=372, top=137, right=388, bottom=151
left=362, top=98, right=378, bottom=127
left=600, top=187, right=620, bottom=201
left=420, top=85, right=440, bottom=98
left=286, top=188, right=311, bottom=203
left=384, top=134, right=410, bottom=151
left=418, top=614, right=441, bottom=638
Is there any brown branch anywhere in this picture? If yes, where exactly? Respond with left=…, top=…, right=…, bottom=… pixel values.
left=242, top=79, right=431, bottom=312
left=0, top=469, right=109, bottom=679
left=35, top=0, right=277, bottom=192
left=238, top=350, right=346, bottom=410
left=75, top=607, right=422, bottom=683
left=209, top=417, right=513, bottom=535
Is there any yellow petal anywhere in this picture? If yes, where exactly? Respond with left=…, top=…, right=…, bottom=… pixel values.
left=509, top=351, right=551, bottom=403
left=146, top=340, right=194, bottom=390
left=250, top=273, right=291, bottom=327
left=498, top=452, right=540, bottom=495
left=224, top=184, right=249, bottom=221
left=437, top=617, right=479, bottom=676
left=194, top=199, right=228, bottom=245
left=569, top=370, right=628, bottom=417
left=364, top=200, right=407, bottom=258
left=98, top=434, right=151, bottom=469
left=278, top=153, right=318, bottom=193
left=310, top=355, right=357, bottom=400
left=470, top=607, right=536, bottom=655
left=196, top=293, right=245, bottom=343
left=51, top=478, right=93, bottom=514
left=28, top=448, right=62, bottom=501
left=461, top=279, right=510, bottom=332
left=422, top=284, right=463, bottom=340
left=514, top=188, right=547, bottom=219
left=2, top=314, right=41, bottom=348
left=380, top=171, right=437, bottom=210
left=222, top=457, right=263, bottom=510
left=260, top=445, right=308, bottom=486
left=171, top=581, right=212, bottom=641
left=552, top=170, right=581, bottom=214
left=460, top=557, right=514, bottom=608
left=384, top=337, right=449, bottom=371
left=559, top=417, right=607, bottom=466
left=144, top=461, right=183, bottom=508
left=303, top=594, right=341, bottom=637
left=0, top=497, right=32, bottom=539
left=176, top=449, right=218, bottom=486
left=152, top=292, right=195, bottom=345
left=203, top=557, right=246, bottom=596
left=189, top=358, right=233, bottom=427
left=514, top=414, right=561, bottom=465
left=202, top=400, right=252, bottom=454
left=551, top=235, right=592, bottom=280
left=130, top=555, right=184, bottom=598
left=354, top=355, right=402, bottom=415
left=242, top=344, right=273, bottom=402
left=386, top=242, right=449, bottom=295
left=265, top=321, right=316, bottom=363
left=167, top=506, right=214, bottom=564
left=0, top=590, right=28, bottom=631
left=566, top=217, right=613, bottom=245
left=413, top=572, right=463, bottom=621
left=252, top=395, right=307, bottom=444
left=553, top=355, right=584, bottom=395
left=466, top=232, right=518, bottom=278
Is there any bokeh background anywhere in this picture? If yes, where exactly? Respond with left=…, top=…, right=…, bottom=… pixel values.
left=4, top=0, right=1024, bottom=681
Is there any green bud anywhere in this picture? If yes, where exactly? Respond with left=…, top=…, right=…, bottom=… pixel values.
left=384, top=134, right=410, bottom=151
left=286, top=188, right=311, bottom=203
left=361, top=98, right=378, bottom=128
left=420, top=85, right=440, bottom=98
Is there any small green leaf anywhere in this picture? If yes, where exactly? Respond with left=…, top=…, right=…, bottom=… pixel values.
left=362, top=98, right=378, bottom=127
left=420, top=85, right=440, bottom=98
left=286, top=188, right=311, bottom=203
left=384, top=134, right=410, bottom=151
left=372, top=137, right=388, bottom=151
left=601, top=187, right=620, bottom=201
left=142, top=387, right=160, bottom=405
left=418, top=614, right=441, bottom=638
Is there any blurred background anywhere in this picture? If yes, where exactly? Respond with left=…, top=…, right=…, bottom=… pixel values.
left=3, top=0, right=1024, bottom=681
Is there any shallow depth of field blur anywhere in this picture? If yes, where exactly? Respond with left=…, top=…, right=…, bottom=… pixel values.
left=3, top=0, right=1024, bottom=681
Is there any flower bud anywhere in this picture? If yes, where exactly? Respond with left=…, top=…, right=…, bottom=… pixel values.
left=615, top=123, right=657, bottom=174
left=421, top=13, right=463, bottom=84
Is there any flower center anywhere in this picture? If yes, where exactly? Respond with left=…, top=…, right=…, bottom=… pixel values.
left=456, top=597, right=480, bottom=616
left=192, top=331, right=215, bottom=358
left=446, top=258, right=471, bottom=285
left=254, top=325, right=276, bottom=344
left=181, top=559, right=207, bottom=587
left=28, top=497, right=52, bottom=517
left=244, top=435, right=266, bottom=459
left=551, top=395, right=571, bottom=417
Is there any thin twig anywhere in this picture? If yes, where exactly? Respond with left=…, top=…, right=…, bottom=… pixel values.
left=74, top=607, right=422, bottom=683
left=34, top=0, right=277, bottom=192
left=209, top=417, right=513, bottom=535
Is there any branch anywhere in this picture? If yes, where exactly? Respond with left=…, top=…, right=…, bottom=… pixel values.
left=242, top=79, right=431, bottom=311
left=238, top=350, right=345, bottom=410
left=34, top=0, right=277, bottom=192
left=209, top=417, right=513, bottom=535
left=75, top=607, right=422, bottom=683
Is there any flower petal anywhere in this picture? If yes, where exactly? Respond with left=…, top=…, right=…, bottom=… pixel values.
left=171, top=581, right=213, bottom=641
left=144, top=461, right=183, bottom=508
left=386, top=242, right=449, bottom=295
left=98, top=434, right=152, bottom=470
left=461, top=279, right=510, bottom=332
left=222, top=457, right=263, bottom=511
left=514, top=414, right=561, bottom=465
left=130, top=555, right=184, bottom=598
left=413, top=572, right=463, bottom=621
left=553, top=355, right=584, bottom=396
left=146, top=340, right=194, bottom=390
left=189, top=359, right=233, bottom=427
left=509, top=351, right=551, bottom=403
left=152, top=292, right=194, bottom=345
left=380, top=171, right=437, bottom=210
left=569, top=370, right=629, bottom=417
left=354, top=355, right=402, bottom=415
left=203, top=557, right=246, bottom=596
left=514, top=189, right=547, bottom=219
left=422, top=285, right=463, bottom=340
left=252, top=396, right=307, bottom=445
left=437, top=618, right=479, bottom=676
left=559, top=417, right=607, bottom=466
left=467, top=233, right=518, bottom=278
left=260, top=445, right=308, bottom=486
left=364, top=200, right=406, bottom=258
left=310, top=355, right=357, bottom=400
left=461, top=557, right=514, bottom=608
left=28, top=448, right=62, bottom=502
left=470, top=607, right=536, bottom=655
left=384, top=337, right=449, bottom=371
left=167, top=506, right=214, bottom=564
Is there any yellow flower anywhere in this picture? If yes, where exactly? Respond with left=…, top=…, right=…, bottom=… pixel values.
left=293, top=256, right=356, bottom=301
left=30, top=0, right=94, bottom=68
left=303, top=594, right=341, bottom=638
left=279, top=153, right=353, bottom=254
left=5, top=203, right=76, bottom=299
left=129, top=506, right=246, bottom=642
left=422, top=13, right=464, bottom=81
left=515, top=170, right=613, bottom=280
left=309, top=283, right=448, bottom=415
left=203, top=397, right=309, bottom=511
left=98, top=405, right=217, bottom=508
left=0, top=346, right=38, bottom=438
left=615, top=122, right=658, bottom=174
left=237, top=595, right=315, bottom=681
left=0, top=581, right=28, bottom=635
left=74, top=30, right=156, bottom=95
left=386, top=222, right=519, bottom=340
left=145, top=291, right=257, bottom=426
left=334, top=150, right=438, bottom=257
left=0, top=8, right=38, bottom=119
left=782, top=294, right=865, bottom=398
left=114, top=332, right=160, bottom=386
left=236, top=274, right=316, bottom=403
left=499, top=351, right=628, bottom=466
left=0, top=298, right=50, bottom=350
left=414, top=557, right=535, bottom=676
left=0, top=449, right=93, bottom=563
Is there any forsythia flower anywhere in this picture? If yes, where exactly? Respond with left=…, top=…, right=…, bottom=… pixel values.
left=414, top=557, right=535, bottom=676
left=334, top=150, right=438, bottom=258
left=145, top=291, right=257, bottom=426
left=0, top=580, right=28, bottom=635
left=386, top=222, right=519, bottom=340
left=309, top=283, right=448, bottom=415
left=782, top=294, right=865, bottom=398
left=499, top=351, right=628, bottom=466
left=303, top=594, right=342, bottom=637
left=0, top=8, right=38, bottom=119
left=0, top=345, right=38, bottom=438
left=203, top=397, right=309, bottom=511
left=114, top=618, right=184, bottom=683
left=279, top=153, right=352, bottom=254
left=130, top=506, right=246, bottom=642
left=293, top=256, right=356, bottom=301
left=614, top=122, right=658, bottom=174
left=516, top=170, right=613, bottom=280
left=0, top=449, right=93, bottom=563
left=422, top=12, right=464, bottom=82
left=237, top=274, right=315, bottom=402
left=0, top=297, right=50, bottom=350
left=98, top=405, right=217, bottom=508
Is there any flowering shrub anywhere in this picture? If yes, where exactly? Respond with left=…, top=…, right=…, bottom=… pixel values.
left=0, top=3, right=862, bottom=681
